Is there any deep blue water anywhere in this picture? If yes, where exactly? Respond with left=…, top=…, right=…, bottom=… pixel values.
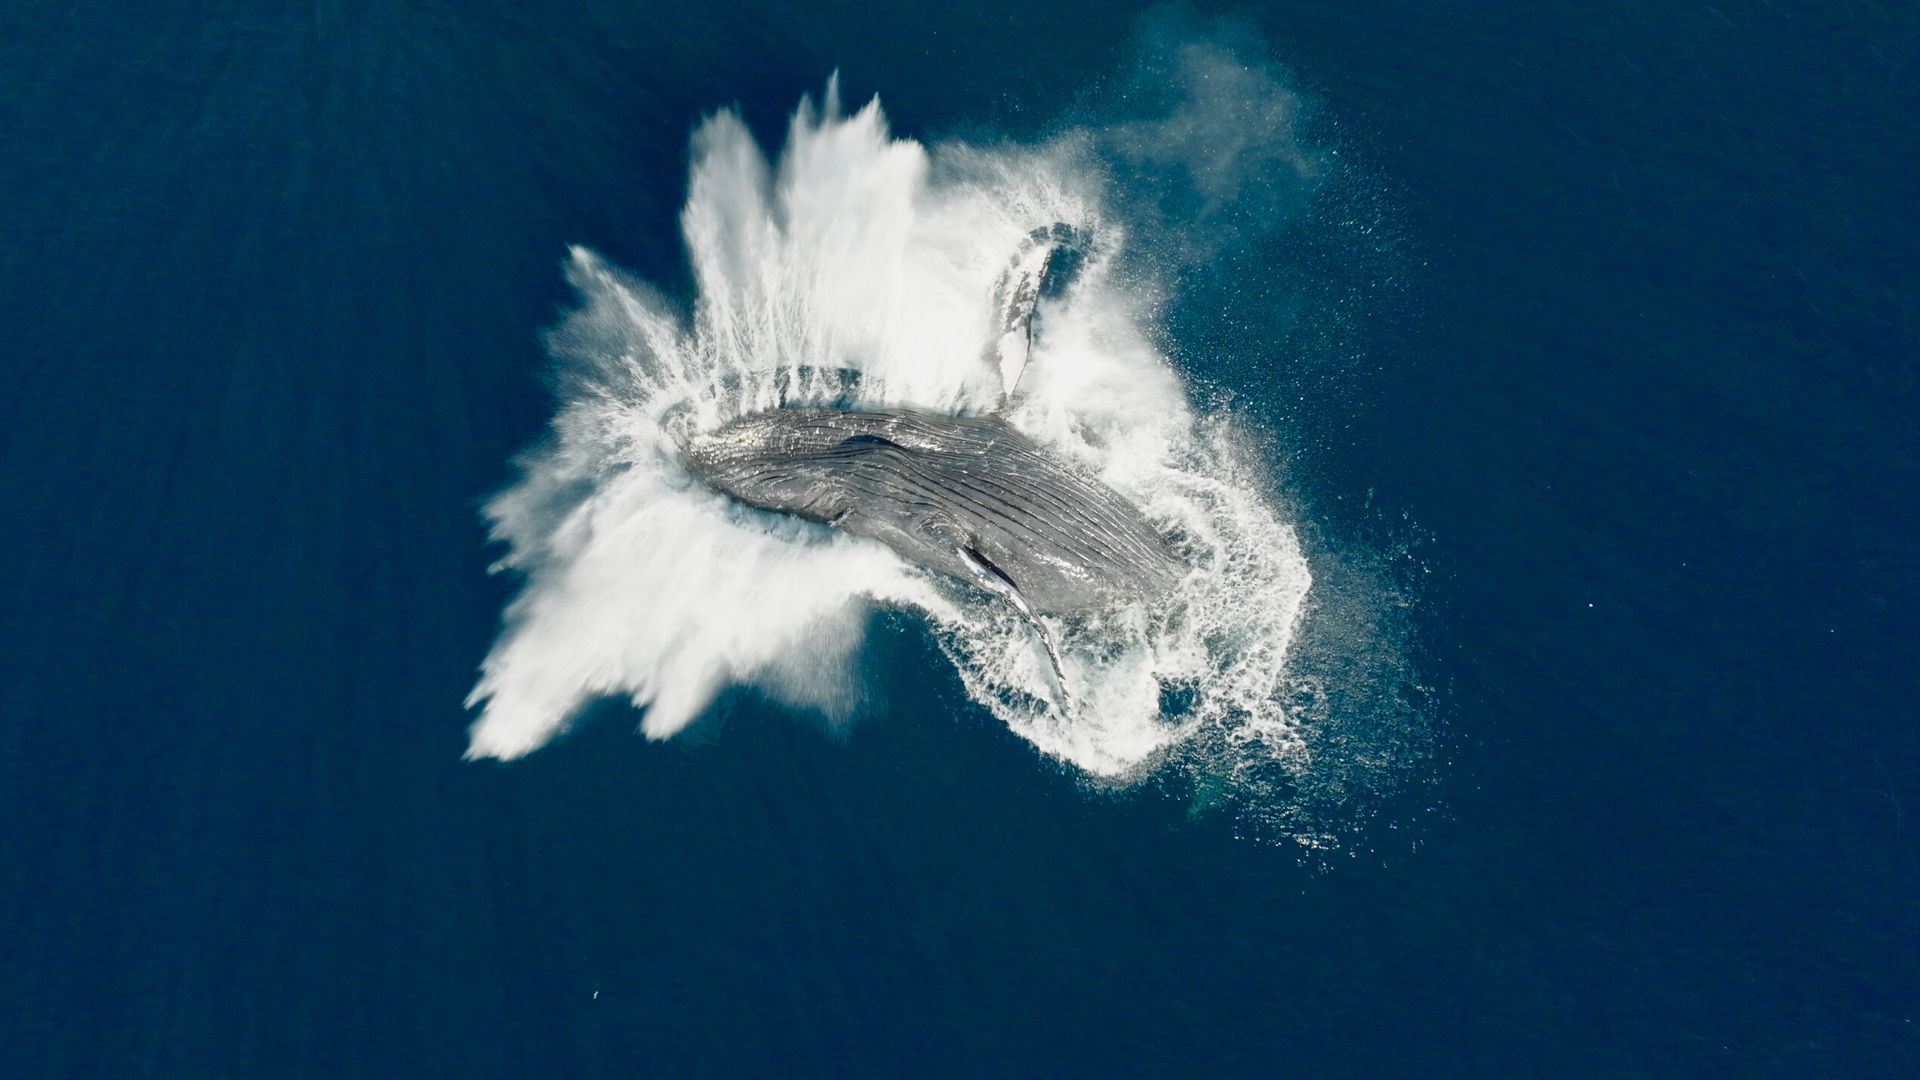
left=3, top=1, right=1916, bottom=1076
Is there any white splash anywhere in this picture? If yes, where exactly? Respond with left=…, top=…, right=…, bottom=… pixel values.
left=466, top=81, right=1314, bottom=781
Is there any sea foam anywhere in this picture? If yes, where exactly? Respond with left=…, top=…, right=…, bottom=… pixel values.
left=467, top=72, right=1341, bottom=793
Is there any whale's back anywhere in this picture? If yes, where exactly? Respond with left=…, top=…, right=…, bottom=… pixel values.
left=685, top=408, right=1180, bottom=616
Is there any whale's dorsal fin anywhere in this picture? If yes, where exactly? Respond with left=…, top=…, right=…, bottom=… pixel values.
left=984, top=224, right=1090, bottom=406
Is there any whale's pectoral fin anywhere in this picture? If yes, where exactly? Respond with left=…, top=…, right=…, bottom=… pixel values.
left=984, top=223, right=1091, bottom=403
left=932, top=526, right=1072, bottom=703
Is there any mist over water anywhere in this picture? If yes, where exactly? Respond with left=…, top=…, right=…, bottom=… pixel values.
left=467, top=46, right=1426, bottom=836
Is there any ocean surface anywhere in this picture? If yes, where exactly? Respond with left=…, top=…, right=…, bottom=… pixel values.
left=3, top=1, right=1916, bottom=1075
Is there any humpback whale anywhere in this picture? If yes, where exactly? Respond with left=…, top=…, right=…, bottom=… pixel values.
left=681, top=226, right=1181, bottom=687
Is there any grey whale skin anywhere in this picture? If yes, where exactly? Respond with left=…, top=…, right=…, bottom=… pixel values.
left=684, top=407, right=1181, bottom=618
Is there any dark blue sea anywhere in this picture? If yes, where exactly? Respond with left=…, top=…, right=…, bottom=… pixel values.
left=3, top=2, right=1916, bottom=1075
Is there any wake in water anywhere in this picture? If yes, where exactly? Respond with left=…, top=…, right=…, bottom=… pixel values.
left=467, top=46, right=1428, bottom=841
